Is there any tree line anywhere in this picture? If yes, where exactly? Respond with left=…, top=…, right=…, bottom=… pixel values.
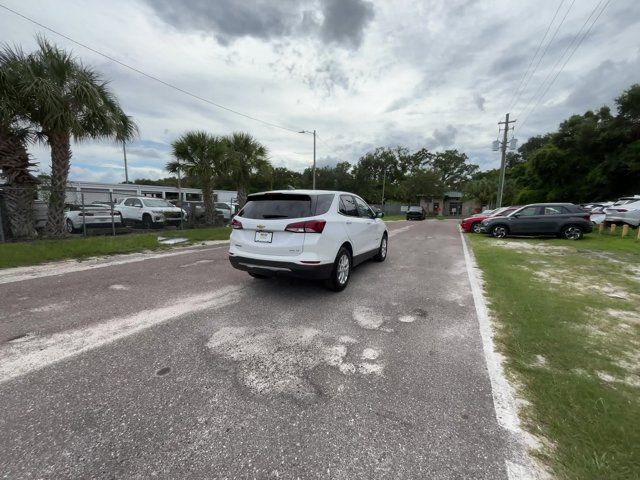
left=465, top=84, right=640, bottom=206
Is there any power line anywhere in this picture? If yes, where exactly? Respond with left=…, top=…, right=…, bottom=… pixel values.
left=507, top=0, right=566, bottom=112
left=0, top=3, right=301, bottom=134
left=511, top=0, right=576, bottom=114
left=518, top=0, right=611, bottom=132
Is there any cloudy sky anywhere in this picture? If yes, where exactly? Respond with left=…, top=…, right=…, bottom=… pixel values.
left=2, top=0, right=639, bottom=184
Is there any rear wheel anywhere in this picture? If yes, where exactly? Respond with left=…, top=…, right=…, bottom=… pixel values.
left=248, top=272, right=269, bottom=279
left=65, top=219, right=76, bottom=233
left=471, top=222, right=482, bottom=233
left=374, top=234, right=388, bottom=262
left=561, top=225, right=583, bottom=240
left=490, top=225, right=508, bottom=238
left=325, top=247, right=351, bottom=292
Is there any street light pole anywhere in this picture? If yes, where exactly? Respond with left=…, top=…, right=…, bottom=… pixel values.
left=299, top=130, right=317, bottom=190
left=122, top=140, right=129, bottom=183
left=381, top=165, right=386, bottom=208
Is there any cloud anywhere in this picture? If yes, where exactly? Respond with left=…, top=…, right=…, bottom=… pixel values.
left=431, top=125, right=458, bottom=148
left=473, top=93, right=486, bottom=112
left=144, top=0, right=374, bottom=49
left=320, top=0, right=374, bottom=48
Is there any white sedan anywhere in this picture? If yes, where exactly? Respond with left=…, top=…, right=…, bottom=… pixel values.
left=229, top=190, right=388, bottom=291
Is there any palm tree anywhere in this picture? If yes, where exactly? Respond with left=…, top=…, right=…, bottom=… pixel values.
left=224, top=132, right=269, bottom=207
left=0, top=45, right=38, bottom=239
left=22, top=36, right=137, bottom=236
left=167, top=131, right=226, bottom=225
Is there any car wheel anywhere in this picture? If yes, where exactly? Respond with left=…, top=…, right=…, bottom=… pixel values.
left=561, top=225, right=583, bottom=240
left=490, top=225, right=508, bottom=238
left=248, top=272, right=269, bottom=279
left=65, top=219, right=76, bottom=233
left=142, top=214, right=154, bottom=229
left=471, top=222, right=482, bottom=233
left=374, top=234, right=388, bottom=262
left=325, top=247, right=351, bottom=292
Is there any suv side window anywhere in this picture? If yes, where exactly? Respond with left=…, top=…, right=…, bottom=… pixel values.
left=339, top=195, right=358, bottom=217
left=124, top=198, right=135, bottom=206
left=517, top=206, right=540, bottom=216
left=132, top=199, right=143, bottom=207
left=355, top=197, right=374, bottom=218
left=543, top=206, right=567, bottom=215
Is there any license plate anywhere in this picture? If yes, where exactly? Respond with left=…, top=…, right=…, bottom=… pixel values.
left=254, top=231, right=273, bottom=243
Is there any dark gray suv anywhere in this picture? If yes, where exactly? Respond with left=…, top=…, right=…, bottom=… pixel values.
left=481, top=203, right=593, bottom=240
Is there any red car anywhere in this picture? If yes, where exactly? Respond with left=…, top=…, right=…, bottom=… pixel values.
left=461, top=206, right=519, bottom=233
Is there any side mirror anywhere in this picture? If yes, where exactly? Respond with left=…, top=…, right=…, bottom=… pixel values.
left=376, top=212, right=384, bottom=218
left=513, top=213, right=520, bottom=218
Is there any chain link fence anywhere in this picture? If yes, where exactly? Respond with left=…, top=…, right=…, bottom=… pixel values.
left=0, top=185, right=226, bottom=241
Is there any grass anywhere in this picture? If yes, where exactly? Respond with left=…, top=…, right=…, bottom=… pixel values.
left=0, top=226, right=231, bottom=269
left=468, top=233, right=640, bottom=479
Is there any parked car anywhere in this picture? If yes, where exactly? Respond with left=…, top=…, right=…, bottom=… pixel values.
left=588, top=202, right=614, bottom=224
left=406, top=206, right=426, bottom=220
left=215, top=202, right=233, bottom=222
left=228, top=190, right=388, bottom=291
left=481, top=203, right=593, bottom=240
left=461, top=206, right=519, bottom=233
left=604, top=196, right=640, bottom=227
left=65, top=205, right=122, bottom=233
left=115, top=197, right=186, bottom=228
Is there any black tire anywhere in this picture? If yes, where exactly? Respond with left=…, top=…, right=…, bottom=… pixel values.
left=142, top=214, right=154, bottom=229
left=561, top=225, right=583, bottom=240
left=471, top=222, right=482, bottom=234
left=325, top=247, right=351, bottom=292
left=248, top=272, right=269, bottom=279
left=374, top=233, right=388, bottom=262
left=65, top=219, right=76, bottom=234
left=490, top=225, right=508, bottom=238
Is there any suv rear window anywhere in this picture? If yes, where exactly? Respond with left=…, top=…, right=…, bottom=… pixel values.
left=240, top=193, right=334, bottom=219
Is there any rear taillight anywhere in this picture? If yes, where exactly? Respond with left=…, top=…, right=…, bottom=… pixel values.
left=583, top=215, right=590, bottom=220
left=616, top=209, right=628, bottom=212
left=231, top=218, right=243, bottom=229
left=285, top=220, right=326, bottom=233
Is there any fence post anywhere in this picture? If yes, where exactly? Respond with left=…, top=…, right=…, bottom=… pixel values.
left=81, top=193, right=87, bottom=237
left=637, top=227, right=640, bottom=242
left=610, top=223, right=617, bottom=234
left=622, top=224, right=629, bottom=237
left=109, top=192, right=116, bottom=236
left=0, top=199, right=5, bottom=243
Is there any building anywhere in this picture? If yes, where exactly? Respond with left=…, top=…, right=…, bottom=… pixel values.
left=418, top=191, right=481, bottom=217
left=63, top=181, right=237, bottom=206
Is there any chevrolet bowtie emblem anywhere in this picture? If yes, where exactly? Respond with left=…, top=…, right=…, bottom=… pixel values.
left=257, top=224, right=265, bottom=230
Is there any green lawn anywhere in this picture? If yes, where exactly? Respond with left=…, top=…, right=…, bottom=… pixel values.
left=0, top=227, right=231, bottom=269
left=469, top=233, right=640, bottom=480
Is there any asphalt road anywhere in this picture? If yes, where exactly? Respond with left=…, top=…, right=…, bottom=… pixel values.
left=1, top=220, right=517, bottom=479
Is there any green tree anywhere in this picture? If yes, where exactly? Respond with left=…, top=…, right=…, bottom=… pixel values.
left=16, top=37, right=137, bottom=235
left=167, top=131, right=226, bottom=225
left=224, top=132, right=269, bottom=207
left=428, top=150, right=479, bottom=190
left=0, top=45, right=42, bottom=239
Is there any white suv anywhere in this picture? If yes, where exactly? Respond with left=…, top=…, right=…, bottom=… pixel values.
left=229, top=190, right=388, bottom=291
left=604, top=196, right=640, bottom=227
left=116, top=197, right=186, bottom=228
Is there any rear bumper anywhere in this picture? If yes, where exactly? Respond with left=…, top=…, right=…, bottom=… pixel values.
left=229, top=255, right=333, bottom=280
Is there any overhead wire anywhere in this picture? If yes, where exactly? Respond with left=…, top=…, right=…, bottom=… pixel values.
left=0, top=3, right=302, bottom=134
left=507, top=0, right=566, bottom=112
left=517, top=0, right=611, bottom=132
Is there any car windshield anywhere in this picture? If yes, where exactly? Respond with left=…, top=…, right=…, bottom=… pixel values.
left=142, top=199, right=174, bottom=208
left=408, top=206, right=422, bottom=212
left=489, top=207, right=509, bottom=216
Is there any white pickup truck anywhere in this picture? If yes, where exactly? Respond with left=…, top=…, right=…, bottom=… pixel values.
left=115, top=197, right=186, bottom=228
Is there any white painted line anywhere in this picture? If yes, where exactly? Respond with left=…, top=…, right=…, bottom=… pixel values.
left=388, top=224, right=414, bottom=237
left=0, top=241, right=229, bottom=285
left=460, top=231, right=545, bottom=480
left=0, top=285, right=243, bottom=383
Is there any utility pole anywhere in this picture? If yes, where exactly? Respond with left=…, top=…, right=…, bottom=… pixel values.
left=497, top=113, right=516, bottom=208
left=122, top=140, right=129, bottom=183
left=381, top=165, right=386, bottom=208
